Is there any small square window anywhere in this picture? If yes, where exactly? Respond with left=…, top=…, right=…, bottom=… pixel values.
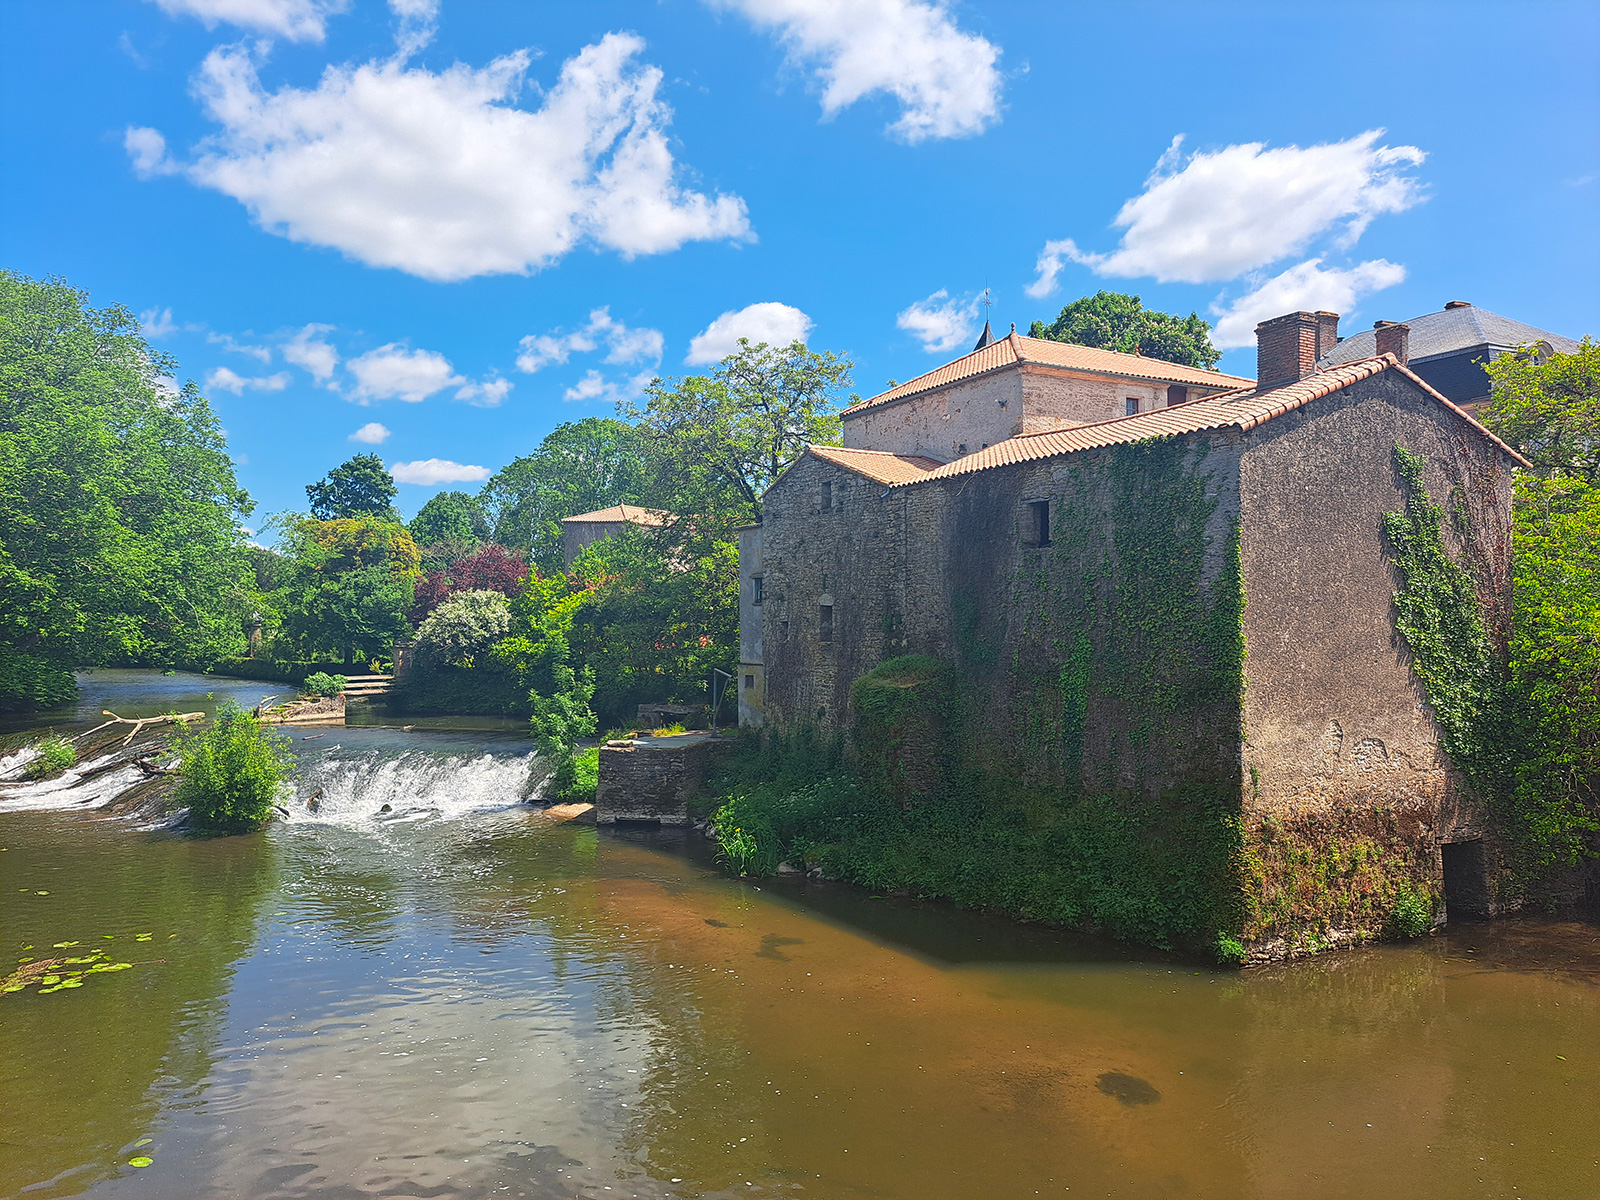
left=1166, top=385, right=1188, bottom=407
left=1027, top=499, right=1052, bottom=547
left=752, top=575, right=763, bottom=606
left=744, top=674, right=755, bottom=691
left=1125, top=397, right=1140, bottom=416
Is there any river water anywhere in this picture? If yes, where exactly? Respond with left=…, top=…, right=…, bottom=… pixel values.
left=1, top=672, right=1595, bottom=1199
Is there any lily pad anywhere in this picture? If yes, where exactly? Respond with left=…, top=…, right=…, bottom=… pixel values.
left=128, top=1156, right=153, bottom=1168
left=133, top=1138, right=153, bottom=1148
left=35, top=891, right=48, bottom=896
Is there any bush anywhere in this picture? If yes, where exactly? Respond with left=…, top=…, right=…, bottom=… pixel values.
left=547, top=745, right=600, bottom=804
left=1386, top=886, right=1434, bottom=938
left=302, top=671, right=347, bottom=697
left=172, top=701, right=295, bottom=832
left=1213, top=933, right=1247, bottom=967
left=0, top=653, right=78, bottom=713
left=23, top=734, right=76, bottom=780
left=417, top=589, right=512, bottom=665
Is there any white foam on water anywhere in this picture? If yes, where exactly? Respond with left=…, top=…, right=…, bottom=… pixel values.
left=288, top=748, right=543, bottom=827
left=0, top=751, right=147, bottom=813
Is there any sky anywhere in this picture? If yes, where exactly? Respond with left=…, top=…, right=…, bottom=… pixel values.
left=4, top=0, right=1597, bottom=530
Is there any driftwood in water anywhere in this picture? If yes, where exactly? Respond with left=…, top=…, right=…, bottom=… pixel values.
left=87, top=710, right=206, bottom=748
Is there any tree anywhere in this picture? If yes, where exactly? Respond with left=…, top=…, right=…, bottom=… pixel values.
left=273, top=516, right=420, bottom=666
left=0, top=271, right=256, bottom=710
left=409, top=490, right=487, bottom=547
left=306, top=454, right=399, bottom=521
left=416, top=589, right=512, bottom=665
left=1028, top=291, right=1221, bottom=370
left=1482, top=337, right=1599, bottom=481
left=477, top=418, right=654, bottom=571
left=622, top=339, right=854, bottom=529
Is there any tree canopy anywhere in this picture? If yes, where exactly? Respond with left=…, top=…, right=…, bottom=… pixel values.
left=1483, top=337, right=1598, bottom=481
left=0, top=271, right=255, bottom=709
left=270, top=515, right=420, bottom=667
left=409, top=490, right=488, bottom=547
left=306, top=454, right=399, bottom=521
left=1028, top=291, right=1222, bottom=370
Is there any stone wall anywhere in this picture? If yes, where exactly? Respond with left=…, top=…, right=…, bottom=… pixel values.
left=595, top=736, right=728, bottom=824
left=841, top=369, right=1022, bottom=460
left=737, top=524, right=766, bottom=727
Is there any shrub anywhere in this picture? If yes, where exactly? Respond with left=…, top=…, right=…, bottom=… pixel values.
left=302, top=671, right=347, bottom=697
left=529, top=664, right=597, bottom=756
left=24, top=734, right=77, bottom=780
left=1386, top=886, right=1434, bottom=938
left=1213, top=933, right=1247, bottom=967
left=0, top=653, right=78, bottom=713
left=172, top=701, right=294, bottom=832
left=548, top=745, right=600, bottom=804
left=417, top=589, right=512, bottom=665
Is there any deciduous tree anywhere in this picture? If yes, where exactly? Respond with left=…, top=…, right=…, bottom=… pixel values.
left=1028, top=291, right=1221, bottom=370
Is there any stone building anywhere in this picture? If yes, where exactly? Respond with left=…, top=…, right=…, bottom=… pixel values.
left=560, top=504, right=671, bottom=567
left=739, top=312, right=1528, bottom=958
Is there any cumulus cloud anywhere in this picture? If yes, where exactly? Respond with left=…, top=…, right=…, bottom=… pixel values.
left=896, top=289, right=980, bottom=354
left=348, top=344, right=463, bottom=403
left=455, top=376, right=514, bottom=407
left=147, top=0, right=346, bottom=42
left=206, top=330, right=272, bottom=362
left=389, top=458, right=491, bottom=485
left=284, top=323, right=339, bottom=384
left=562, top=368, right=659, bottom=404
left=349, top=421, right=391, bottom=444
left=139, top=306, right=181, bottom=338
left=712, top=0, right=1001, bottom=142
left=131, top=34, right=750, bottom=282
left=685, top=302, right=814, bottom=364
left=1054, top=131, right=1425, bottom=285
left=205, top=366, right=291, bottom=394
left=125, top=126, right=173, bottom=178
left=1210, top=258, right=1407, bottom=349
left=516, top=308, right=664, bottom=373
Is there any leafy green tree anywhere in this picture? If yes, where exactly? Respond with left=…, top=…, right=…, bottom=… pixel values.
left=306, top=454, right=399, bottom=521
left=409, top=490, right=487, bottom=547
left=477, top=418, right=654, bottom=571
left=1483, top=337, right=1598, bottom=481
left=416, top=589, right=512, bottom=665
left=0, top=271, right=255, bottom=710
left=172, top=701, right=294, bottom=832
left=622, top=339, right=854, bottom=530
left=1028, top=291, right=1221, bottom=370
left=273, top=516, right=420, bottom=666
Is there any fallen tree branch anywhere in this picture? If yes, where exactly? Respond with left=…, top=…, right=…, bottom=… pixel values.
left=99, top=710, right=206, bottom=747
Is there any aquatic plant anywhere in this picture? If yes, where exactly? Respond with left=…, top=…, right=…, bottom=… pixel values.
left=23, top=734, right=76, bottom=780
left=172, top=701, right=295, bottom=832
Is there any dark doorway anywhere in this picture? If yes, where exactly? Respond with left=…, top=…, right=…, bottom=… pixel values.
left=1442, top=840, right=1492, bottom=920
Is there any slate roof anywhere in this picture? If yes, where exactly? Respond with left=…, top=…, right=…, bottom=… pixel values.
left=561, top=503, right=670, bottom=525
left=842, top=330, right=1252, bottom=418
left=1319, top=304, right=1580, bottom=368
left=804, top=445, right=947, bottom=485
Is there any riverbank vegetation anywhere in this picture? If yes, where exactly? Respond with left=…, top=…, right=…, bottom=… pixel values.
left=171, top=701, right=295, bottom=832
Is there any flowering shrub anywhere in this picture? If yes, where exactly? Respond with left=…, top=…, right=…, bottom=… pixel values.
left=417, top=589, right=512, bottom=665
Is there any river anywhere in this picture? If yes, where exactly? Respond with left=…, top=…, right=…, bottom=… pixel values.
left=1, top=671, right=1595, bottom=1199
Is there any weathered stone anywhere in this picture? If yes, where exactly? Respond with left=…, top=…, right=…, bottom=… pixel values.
left=596, top=734, right=728, bottom=825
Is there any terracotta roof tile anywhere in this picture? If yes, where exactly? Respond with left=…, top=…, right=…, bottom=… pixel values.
left=907, top=355, right=1529, bottom=483
left=805, top=444, right=944, bottom=485
left=842, top=332, right=1252, bottom=418
left=561, top=503, right=671, bottom=525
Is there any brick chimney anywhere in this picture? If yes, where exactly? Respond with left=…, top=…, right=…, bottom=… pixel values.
left=1374, top=320, right=1410, bottom=364
left=1444, top=300, right=1471, bottom=310
left=1256, top=311, right=1334, bottom=389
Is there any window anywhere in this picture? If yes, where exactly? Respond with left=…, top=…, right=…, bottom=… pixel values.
left=820, top=481, right=832, bottom=510
left=744, top=674, right=755, bottom=691
left=1166, top=385, right=1188, bottom=407
left=1028, top=499, right=1051, bottom=547
left=752, top=575, right=763, bottom=606
left=1125, top=397, right=1140, bottom=417
left=818, top=603, right=833, bottom=643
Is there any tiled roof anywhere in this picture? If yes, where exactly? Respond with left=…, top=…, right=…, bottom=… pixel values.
left=1319, top=304, right=1580, bottom=367
left=805, top=444, right=944, bottom=485
left=561, top=503, right=671, bottom=525
left=909, top=355, right=1529, bottom=483
left=842, top=330, right=1252, bottom=418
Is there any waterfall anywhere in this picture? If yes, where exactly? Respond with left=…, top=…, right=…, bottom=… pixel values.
left=288, top=746, right=545, bottom=826
left=0, top=750, right=147, bottom=813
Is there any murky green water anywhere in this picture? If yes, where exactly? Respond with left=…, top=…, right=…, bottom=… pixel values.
left=1, top=675, right=1596, bottom=1199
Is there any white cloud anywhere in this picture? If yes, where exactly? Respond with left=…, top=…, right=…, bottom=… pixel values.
left=284, top=323, right=339, bottom=384
left=1210, top=258, right=1408, bottom=349
left=389, top=458, right=492, bottom=485
left=896, top=289, right=980, bottom=354
left=713, top=0, right=1001, bottom=142
left=1054, top=131, right=1425, bottom=285
left=134, top=34, right=750, bottom=282
left=205, top=366, right=291, bottom=394
left=206, top=330, right=272, bottom=362
left=516, top=307, right=663, bottom=373
left=685, top=301, right=814, bottom=364
left=349, top=421, right=391, bottom=444
left=125, top=127, right=173, bottom=178
left=140, top=306, right=181, bottom=338
left=389, top=0, right=438, bottom=57
left=147, top=0, right=346, bottom=43
left=563, top=368, right=658, bottom=404
left=455, top=376, right=514, bottom=407
left=348, top=344, right=463, bottom=403
left=1023, top=238, right=1081, bottom=300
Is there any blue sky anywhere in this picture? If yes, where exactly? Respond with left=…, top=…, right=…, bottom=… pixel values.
left=4, top=0, right=1597, bottom=529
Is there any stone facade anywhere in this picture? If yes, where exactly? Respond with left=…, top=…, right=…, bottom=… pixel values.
left=737, top=523, right=766, bottom=727
left=595, top=735, right=728, bottom=824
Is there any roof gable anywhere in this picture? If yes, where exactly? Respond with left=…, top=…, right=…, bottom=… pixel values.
left=561, top=503, right=670, bottom=525
left=1320, top=305, right=1580, bottom=367
left=803, top=444, right=944, bottom=485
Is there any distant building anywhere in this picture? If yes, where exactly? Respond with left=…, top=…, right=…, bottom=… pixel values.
left=1318, top=301, right=1578, bottom=411
left=560, top=504, right=671, bottom=567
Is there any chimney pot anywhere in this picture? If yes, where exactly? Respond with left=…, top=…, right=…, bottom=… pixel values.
left=1374, top=320, right=1410, bottom=365
left=1444, top=300, right=1471, bottom=310
left=1255, top=311, right=1330, bottom=389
